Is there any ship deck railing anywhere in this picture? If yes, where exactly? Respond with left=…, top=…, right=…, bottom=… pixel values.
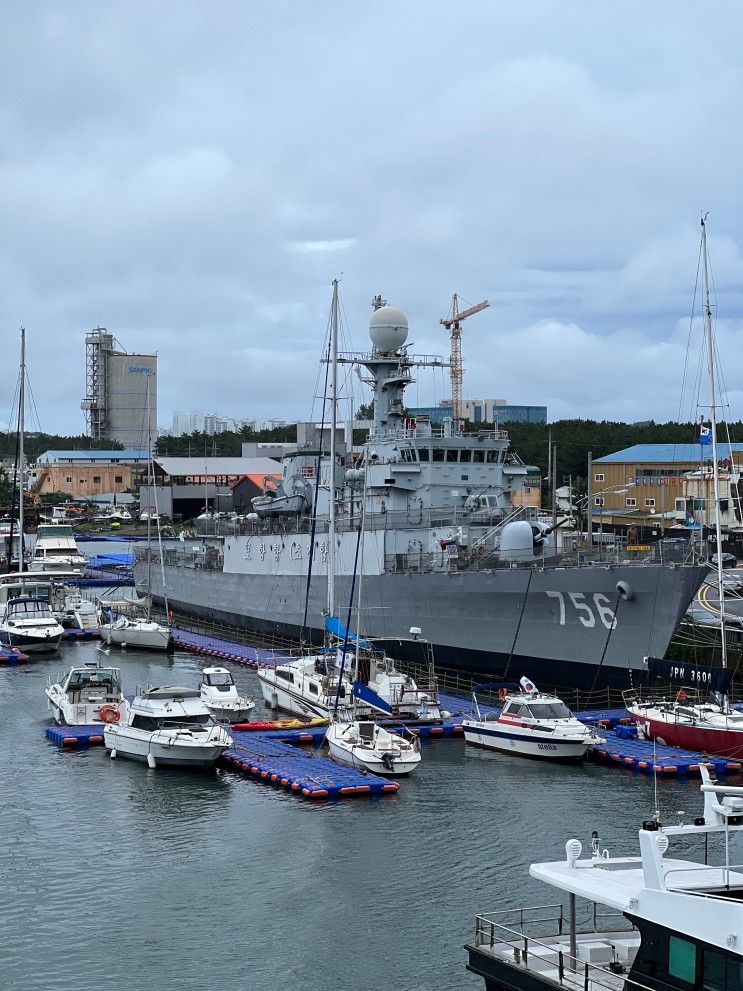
left=471, top=903, right=643, bottom=991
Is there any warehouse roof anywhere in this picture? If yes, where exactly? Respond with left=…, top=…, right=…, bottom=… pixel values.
left=36, top=449, right=149, bottom=464
left=595, top=443, right=743, bottom=464
left=154, top=456, right=281, bottom=477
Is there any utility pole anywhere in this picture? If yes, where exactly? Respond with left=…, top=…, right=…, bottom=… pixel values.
left=587, top=450, right=593, bottom=548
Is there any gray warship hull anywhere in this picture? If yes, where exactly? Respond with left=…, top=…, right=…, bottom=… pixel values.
left=139, top=554, right=707, bottom=691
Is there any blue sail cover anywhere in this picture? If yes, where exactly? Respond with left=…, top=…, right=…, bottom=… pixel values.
left=352, top=681, right=393, bottom=716
left=324, top=615, right=371, bottom=651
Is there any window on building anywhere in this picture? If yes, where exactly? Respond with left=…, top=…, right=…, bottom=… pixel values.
left=668, top=936, right=696, bottom=984
left=65, top=476, right=72, bottom=483
left=594, top=473, right=605, bottom=482
left=80, top=478, right=86, bottom=484
left=720, top=499, right=729, bottom=512
left=693, top=498, right=707, bottom=511
left=645, top=499, right=656, bottom=508
left=594, top=497, right=604, bottom=507
left=115, top=475, right=123, bottom=483
left=675, top=498, right=686, bottom=511
left=625, top=497, right=636, bottom=507
left=92, top=476, right=101, bottom=484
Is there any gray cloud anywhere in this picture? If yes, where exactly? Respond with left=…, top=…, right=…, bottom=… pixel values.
left=1, top=2, right=743, bottom=434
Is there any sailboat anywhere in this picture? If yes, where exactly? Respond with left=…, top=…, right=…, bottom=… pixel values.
left=98, top=376, right=171, bottom=651
left=257, top=281, right=440, bottom=725
left=625, top=216, right=743, bottom=757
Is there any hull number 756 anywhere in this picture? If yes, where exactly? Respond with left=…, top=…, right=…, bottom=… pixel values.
left=546, top=591, right=617, bottom=630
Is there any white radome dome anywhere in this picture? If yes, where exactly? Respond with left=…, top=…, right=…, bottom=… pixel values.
left=369, top=305, right=408, bottom=353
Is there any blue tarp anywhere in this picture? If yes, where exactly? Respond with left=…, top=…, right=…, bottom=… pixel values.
left=324, top=615, right=371, bottom=650
left=87, top=553, right=134, bottom=568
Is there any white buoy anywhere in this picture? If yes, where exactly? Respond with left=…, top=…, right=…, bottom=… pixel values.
left=109, top=748, right=117, bottom=759
left=147, top=753, right=156, bottom=768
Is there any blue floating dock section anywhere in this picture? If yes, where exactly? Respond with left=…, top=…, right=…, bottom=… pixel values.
left=222, top=730, right=399, bottom=798
left=61, top=629, right=101, bottom=642
left=588, top=728, right=742, bottom=777
left=46, top=724, right=106, bottom=748
left=171, top=628, right=293, bottom=669
left=0, top=647, right=30, bottom=665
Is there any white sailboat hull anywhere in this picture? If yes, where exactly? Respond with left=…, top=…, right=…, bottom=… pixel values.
left=100, top=620, right=171, bottom=651
left=326, top=737, right=420, bottom=775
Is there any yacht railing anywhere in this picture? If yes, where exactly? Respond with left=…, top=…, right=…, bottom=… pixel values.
left=663, top=864, right=743, bottom=896
left=473, top=905, right=651, bottom=991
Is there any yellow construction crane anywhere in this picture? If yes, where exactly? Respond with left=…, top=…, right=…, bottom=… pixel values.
left=440, top=294, right=490, bottom=422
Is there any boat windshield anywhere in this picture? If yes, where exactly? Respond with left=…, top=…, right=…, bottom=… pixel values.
left=8, top=599, right=54, bottom=617
left=68, top=670, right=121, bottom=692
left=525, top=702, right=572, bottom=719
left=161, top=714, right=213, bottom=728
left=205, top=672, right=233, bottom=687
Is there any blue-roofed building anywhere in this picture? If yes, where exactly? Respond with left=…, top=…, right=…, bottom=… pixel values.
left=36, top=449, right=150, bottom=465
left=589, top=443, right=743, bottom=537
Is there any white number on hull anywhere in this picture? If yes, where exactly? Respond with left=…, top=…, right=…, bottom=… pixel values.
left=546, top=591, right=617, bottom=630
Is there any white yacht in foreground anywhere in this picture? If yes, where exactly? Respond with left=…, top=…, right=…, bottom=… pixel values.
left=462, top=678, right=603, bottom=760
left=104, top=687, right=232, bottom=768
left=466, top=766, right=743, bottom=991
left=199, top=667, right=255, bottom=723
left=46, top=660, right=124, bottom=725
left=326, top=718, right=421, bottom=776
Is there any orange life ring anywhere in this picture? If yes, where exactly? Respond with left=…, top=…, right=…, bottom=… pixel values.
left=498, top=688, right=508, bottom=702
left=676, top=690, right=687, bottom=704
left=99, top=705, right=121, bottom=724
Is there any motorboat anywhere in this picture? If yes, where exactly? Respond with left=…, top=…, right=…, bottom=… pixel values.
left=258, top=647, right=355, bottom=719
left=462, top=677, right=604, bottom=760
left=93, top=507, right=132, bottom=523
left=199, top=666, right=255, bottom=723
left=61, top=592, right=99, bottom=631
left=29, top=523, right=87, bottom=574
left=0, top=596, right=65, bottom=653
left=466, top=765, right=743, bottom=991
left=326, top=718, right=421, bottom=776
left=46, top=660, right=124, bottom=725
left=98, top=597, right=171, bottom=651
left=104, top=686, right=233, bottom=768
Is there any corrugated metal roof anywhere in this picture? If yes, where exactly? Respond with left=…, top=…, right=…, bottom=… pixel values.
left=154, top=457, right=281, bottom=476
left=37, top=449, right=149, bottom=462
left=595, top=443, right=743, bottom=464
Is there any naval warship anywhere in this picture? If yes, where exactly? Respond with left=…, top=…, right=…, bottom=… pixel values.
left=137, top=300, right=707, bottom=690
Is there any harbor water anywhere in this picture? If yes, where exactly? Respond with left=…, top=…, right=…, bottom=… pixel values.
left=0, top=639, right=728, bottom=991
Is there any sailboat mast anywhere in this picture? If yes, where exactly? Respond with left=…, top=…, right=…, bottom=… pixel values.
left=701, top=216, right=727, bottom=669
left=19, top=326, right=25, bottom=570
left=328, top=279, right=339, bottom=621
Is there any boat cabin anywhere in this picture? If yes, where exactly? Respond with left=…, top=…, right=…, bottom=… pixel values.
left=4, top=597, right=56, bottom=621
left=200, top=668, right=236, bottom=692
left=62, top=665, right=122, bottom=703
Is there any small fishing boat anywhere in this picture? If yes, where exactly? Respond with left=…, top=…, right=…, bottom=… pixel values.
left=466, top=765, right=743, bottom=991
left=104, top=686, right=232, bottom=768
left=46, top=660, right=124, bottom=725
left=325, top=718, right=421, bottom=776
left=199, top=667, right=255, bottom=723
left=462, top=677, right=603, bottom=760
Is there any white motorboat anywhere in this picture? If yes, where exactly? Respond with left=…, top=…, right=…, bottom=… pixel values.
left=462, top=677, right=603, bottom=760
left=98, top=597, right=171, bottom=651
left=199, top=666, right=255, bottom=723
left=0, top=596, right=65, bottom=653
left=104, top=686, right=233, bottom=768
left=258, top=647, right=355, bottom=719
left=93, top=507, right=132, bottom=523
left=29, top=523, right=87, bottom=574
left=466, top=765, right=743, bottom=991
left=46, top=660, right=124, bottom=725
left=326, top=718, right=421, bottom=776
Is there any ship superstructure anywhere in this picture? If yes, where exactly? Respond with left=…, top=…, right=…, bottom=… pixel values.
left=137, top=300, right=707, bottom=689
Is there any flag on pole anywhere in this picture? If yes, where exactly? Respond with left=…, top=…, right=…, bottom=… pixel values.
left=699, top=424, right=712, bottom=446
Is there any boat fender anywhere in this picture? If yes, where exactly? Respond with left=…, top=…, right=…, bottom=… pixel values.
left=615, top=580, right=634, bottom=601
left=498, top=688, right=508, bottom=702
left=676, top=690, right=687, bottom=704
left=99, top=705, right=121, bottom=724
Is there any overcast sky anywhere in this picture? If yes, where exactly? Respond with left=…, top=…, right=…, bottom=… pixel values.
left=2, top=2, right=743, bottom=435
